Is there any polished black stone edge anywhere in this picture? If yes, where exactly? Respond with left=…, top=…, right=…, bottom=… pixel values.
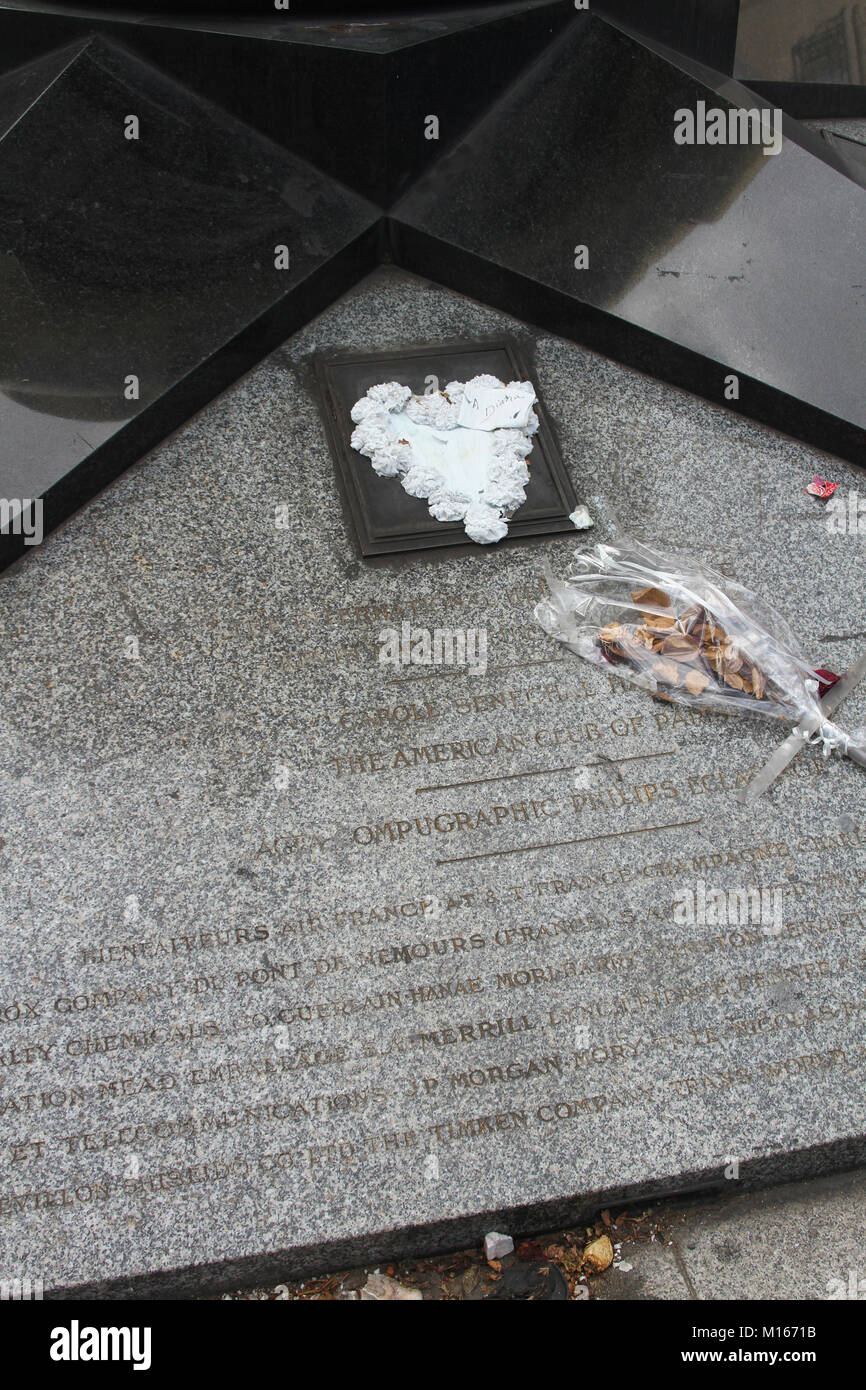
left=748, top=80, right=866, bottom=120
left=0, top=3, right=575, bottom=207
left=598, top=25, right=866, bottom=180
left=597, top=0, right=741, bottom=74
left=0, top=226, right=383, bottom=576
left=38, top=1133, right=866, bottom=1298
left=5, top=208, right=862, bottom=578
left=388, top=220, right=866, bottom=473
left=19, top=1, right=538, bottom=13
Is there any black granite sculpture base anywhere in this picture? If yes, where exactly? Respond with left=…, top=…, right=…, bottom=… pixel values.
left=0, top=2, right=863, bottom=566
left=0, top=34, right=379, bottom=572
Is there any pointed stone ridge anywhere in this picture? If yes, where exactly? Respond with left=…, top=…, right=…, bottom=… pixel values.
left=0, top=0, right=559, bottom=42
left=0, top=35, right=374, bottom=280
left=0, top=35, right=86, bottom=140
left=602, top=20, right=866, bottom=190
left=183, top=0, right=565, bottom=51
left=596, top=0, right=741, bottom=71
left=0, top=34, right=379, bottom=568
left=382, top=0, right=572, bottom=205
left=0, top=0, right=574, bottom=205
left=821, top=128, right=866, bottom=190
left=392, top=10, right=866, bottom=462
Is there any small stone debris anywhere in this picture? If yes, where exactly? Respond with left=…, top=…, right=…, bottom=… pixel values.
left=582, top=1235, right=614, bottom=1273
left=212, top=1205, right=673, bottom=1300
left=484, top=1231, right=514, bottom=1262
left=569, top=505, right=594, bottom=530
left=360, top=1273, right=423, bottom=1301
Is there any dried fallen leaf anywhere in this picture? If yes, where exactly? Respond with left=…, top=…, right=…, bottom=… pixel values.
left=631, top=584, right=673, bottom=616
left=685, top=668, right=710, bottom=696
left=544, top=1244, right=568, bottom=1261
left=583, top=1235, right=614, bottom=1273
left=652, top=658, right=681, bottom=686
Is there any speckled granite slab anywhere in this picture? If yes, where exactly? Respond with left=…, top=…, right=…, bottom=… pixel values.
left=1, top=270, right=864, bottom=1298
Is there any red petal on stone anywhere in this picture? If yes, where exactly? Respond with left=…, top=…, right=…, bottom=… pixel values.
left=815, top=668, right=841, bottom=700
left=806, top=476, right=840, bottom=498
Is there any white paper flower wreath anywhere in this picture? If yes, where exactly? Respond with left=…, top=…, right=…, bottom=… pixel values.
left=349, top=375, right=539, bottom=544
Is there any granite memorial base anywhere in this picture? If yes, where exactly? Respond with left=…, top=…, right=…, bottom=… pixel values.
left=1, top=271, right=865, bottom=1298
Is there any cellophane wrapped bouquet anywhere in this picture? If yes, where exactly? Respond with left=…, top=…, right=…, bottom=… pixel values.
left=535, top=539, right=865, bottom=763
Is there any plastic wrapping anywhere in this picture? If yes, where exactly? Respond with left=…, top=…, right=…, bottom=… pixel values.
left=535, top=538, right=866, bottom=767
